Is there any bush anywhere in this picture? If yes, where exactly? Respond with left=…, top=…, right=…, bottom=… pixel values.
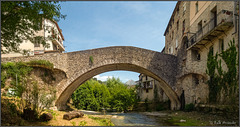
left=156, top=103, right=165, bottom=111
left=184, top=103, right=195, bottom=112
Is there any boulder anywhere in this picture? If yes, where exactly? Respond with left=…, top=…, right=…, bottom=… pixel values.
left=40, top=113, right=53, bottom=121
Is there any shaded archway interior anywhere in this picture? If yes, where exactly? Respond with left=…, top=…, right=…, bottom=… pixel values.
left=55, top=63, right=180, bottom=110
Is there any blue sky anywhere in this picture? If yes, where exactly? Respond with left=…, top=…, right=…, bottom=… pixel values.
left=58, top=1, right=177, bottom=83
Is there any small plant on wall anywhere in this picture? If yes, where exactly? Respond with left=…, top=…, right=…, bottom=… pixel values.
left=89, top=56, right=94, bottom=65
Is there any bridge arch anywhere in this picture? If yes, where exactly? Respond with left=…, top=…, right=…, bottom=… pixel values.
left=55, top=63, right=180, bottom=110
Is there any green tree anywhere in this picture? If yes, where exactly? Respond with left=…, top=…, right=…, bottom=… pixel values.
left=107, top=77, right=136, bottom=112
left=1, top=1, right=66, bottom=54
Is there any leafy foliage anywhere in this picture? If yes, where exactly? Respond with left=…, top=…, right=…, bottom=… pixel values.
left=1, top=1, right=66, bottom=53
left=71, top=77, right=137, bottom=112
left=206, top=38, right=239, bottom=104
left=72, top=79, right=110, bottom=111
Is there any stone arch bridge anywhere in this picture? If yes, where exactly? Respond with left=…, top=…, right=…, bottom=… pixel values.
left=1, top=46, right=181, bottom=110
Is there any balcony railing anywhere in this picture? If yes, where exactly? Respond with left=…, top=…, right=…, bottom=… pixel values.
left=187, top=10, right=233, bottom=50
left=52, top=36, right=65, bottom=51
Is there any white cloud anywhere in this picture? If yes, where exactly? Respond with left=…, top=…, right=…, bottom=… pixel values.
left=122, top=2, right=151, bottom=14
left=93, top=75, right=113, bottom=81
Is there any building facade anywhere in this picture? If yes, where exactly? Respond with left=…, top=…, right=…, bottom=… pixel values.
left=164, top=1, right=239, bottom=105
left=137, top=74, right=169, bottom=102
left=1, top=19, right=65, bottom=58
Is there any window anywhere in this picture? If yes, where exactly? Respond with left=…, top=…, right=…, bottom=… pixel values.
left=172, top=31, right=174, bottom=39
left=198, top=21, right=202, bottom=31
left=34, top=43, right=40, bottom=47
left=146, top=89, right=149, bottom=93
left=177, top=7, right=179, bottom=16
left=193, top=74, right=199, bottom=86
left=192, top=49, right=201, bottom=61
left=176, top=39, right=178, bottom=48
left=219, top=39, right=224, bottom=52
left=195, top=1, right=199, bottom=14
left=211, top=7, right=217, bottom=28
left=146, top=76, right=148, bottom=81
left=177, top=20, right=179, bottom=30
left=197, top=21, right=203, bottom=36
left=34, top=38, right=40, bottom=47
left=183, top=2, right=186, bottom=15
left=182, top=20, right=185, bottom=35
left=52, top=28, right=56, bottom=39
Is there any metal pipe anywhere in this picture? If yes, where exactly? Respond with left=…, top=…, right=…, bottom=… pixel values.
left=232, top=1, right=238, bottom=35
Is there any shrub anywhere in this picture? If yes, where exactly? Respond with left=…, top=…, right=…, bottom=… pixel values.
left=184, top=103, right=195, bottom=112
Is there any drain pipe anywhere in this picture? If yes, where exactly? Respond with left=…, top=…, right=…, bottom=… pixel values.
left=232, top=1, right=239, bottom=35
left=232, top=1, right=236, bottom=35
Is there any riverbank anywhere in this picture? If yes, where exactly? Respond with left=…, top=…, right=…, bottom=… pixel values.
left=2, top=109, right=114, bottom=126
left=1, top=98, right=114, bottom=126
left=141, top=110, right=239, bottom=126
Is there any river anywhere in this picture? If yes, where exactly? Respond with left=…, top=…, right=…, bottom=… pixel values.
left=81, top=110, right=172, bottom=126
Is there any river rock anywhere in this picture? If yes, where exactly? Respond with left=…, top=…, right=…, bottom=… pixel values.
left=180, top=119, right=186, bottom=122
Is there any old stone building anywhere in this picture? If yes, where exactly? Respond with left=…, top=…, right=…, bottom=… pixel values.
left=164, top=1, right=239, bottom=105
left=163, top=1, right=191, bottom=56
left=137, top=74, right=168, bottom=102
left=1, top=19, right=65, bottom=58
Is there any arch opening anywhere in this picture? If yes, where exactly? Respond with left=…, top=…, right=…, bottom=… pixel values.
left=55, top=63, right=180, bottom=110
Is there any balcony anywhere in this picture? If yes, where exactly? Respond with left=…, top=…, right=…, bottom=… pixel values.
left=52, top=34, right=65, bottom=51
left=187, top=10, right=233, bottom=50
left=52, top=39, right=64, bottom=51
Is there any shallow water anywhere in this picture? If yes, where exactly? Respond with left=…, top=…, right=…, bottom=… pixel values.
left=81, top=110, right=171, bottom=126
left=110, top=112, right=171, bottom=126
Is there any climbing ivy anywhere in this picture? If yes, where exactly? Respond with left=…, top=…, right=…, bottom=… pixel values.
left=206, top=38, right=238, bottom=104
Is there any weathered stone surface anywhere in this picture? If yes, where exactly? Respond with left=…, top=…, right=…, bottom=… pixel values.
left=1, top=46, right=180, bottom=110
